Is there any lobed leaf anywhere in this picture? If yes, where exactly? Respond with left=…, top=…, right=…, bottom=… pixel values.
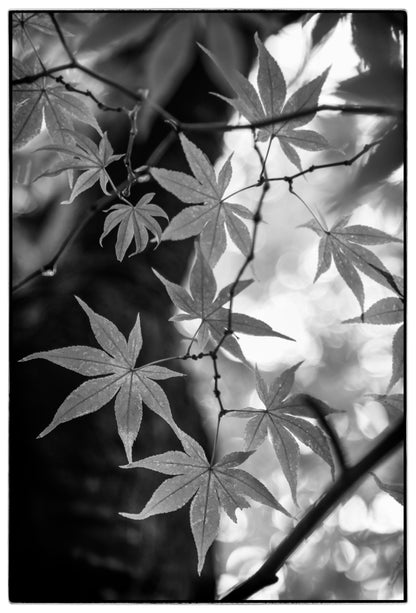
left=21, top=298, right=183, bottom=462
left=343, top=297, right=404, bottom=325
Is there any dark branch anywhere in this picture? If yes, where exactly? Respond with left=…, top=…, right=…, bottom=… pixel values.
left=48, top=12, right=75, bottom=62
left=175, top=104, right=402, bottom=134
left=220, top=418, right=404, bottom=601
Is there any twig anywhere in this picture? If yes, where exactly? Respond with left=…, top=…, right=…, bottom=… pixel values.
left=302, top=396, right=347, bottom=473
left=48, top=12, right=75, bottom=62
left=12, top=60, right=401, bottom=132
left=220, top=418, right=404, bottom=601
left=268, top=140, right=382, bottom=185
left=209, top=352, right=227, bottom=464
left=12, top=134, right=176, bottom=293
left=52, top=75, right=124, bottom=113
left=175, top=104, right=402, bottom=134
left=214, top=136, right=270, bottom=355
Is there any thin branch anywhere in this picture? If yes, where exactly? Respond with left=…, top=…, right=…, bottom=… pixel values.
left=12, top=62, right=76, bottom=84
left=214, top=137, right=270, bottom=354
left=268, top=140, right=382, bottom=185
left=52, top=75, right=124, bottom=113
left=220, top=418, right=404, bottom=601
left=175, top=104, right=402, bottom=134
left=123, top=105, right=141, bottom=196
left=209, top=352, right=227, bottom=464
left=48, top=12, right=75, bottom=62
left=12, top=134, right=176, bottom=293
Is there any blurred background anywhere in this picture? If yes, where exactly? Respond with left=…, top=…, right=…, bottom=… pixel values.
left=11, top=11, right=404, bottom=601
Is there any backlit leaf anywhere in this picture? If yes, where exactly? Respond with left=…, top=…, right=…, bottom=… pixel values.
left=343, top=297, right=404, bottom=325
left=232, top=364, right=336, bottom=503
left=152, top=135, right=252, bottom=265
left=372, top=474, right=404, bottom=505
left=99, top=193, right=168, bottom=261
left=154, top=244, right=294, bottom=362
left=20, top=297, right=184, bottom=462
left=388, top=324, right=404, bottom=391
left=35, top=131, right=122, bottom=203
left=13, top=58, right=101, bottom=150
left=304, top=217, right=402, bottom=310
left=201, top=35, right=330, bottom=169
left=121, top=435, right=289, bottom=574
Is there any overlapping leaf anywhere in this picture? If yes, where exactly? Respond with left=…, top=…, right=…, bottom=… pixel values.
left=343, top=296, right=404, bottom=324
left=389, top=324, right=404, bottom=391
left=302, top=216, right=403, bottom=311
left=99, top=193, right=168, bottom=261
left=151, top=133, right=252, bottom=266
left=232, top=363, right=338, bottom=503
left=372, top=474, right=404, bottom=506
left=34, top=130, right=123, bottom=203
left=13, top=58, right=101, bottom=150
left=20, top=297, right=184, bottom=462
left=372, top=393, right=403, bottom=422
left=153, top=243, right=294, bottom=362
left=200, top=34, right=330, bottom=170
left=121, top=436, right=290, bottom=573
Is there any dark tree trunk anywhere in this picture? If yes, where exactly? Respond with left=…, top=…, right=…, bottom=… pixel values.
left=10, top=11, right=301, bottom=602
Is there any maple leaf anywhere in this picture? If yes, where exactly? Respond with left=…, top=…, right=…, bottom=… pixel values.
left=13, top=58, right=101, bottom=150
left=231, top=363, right=338, bottom=503
left=200, top=34, right=330, bottom=171
left=19, top=297, right=184, bottom=462
left=99, top=193, right=168, bottom=261
left=151, top=133, right=252, bottom=266
left=120, top=435, right=290, bottom=574
left=153, top=243, right=294, bottom=362
left=372, top=393, right=403, bottom=422
left=372, top=474, right=404, bottom=506
left=34, top=130, right=123, bottom=203
left=302, top=216, right=403, bottom=311
left=388, top=324, right=404, bottom=392
left=343, top=296, right=404, bottom=324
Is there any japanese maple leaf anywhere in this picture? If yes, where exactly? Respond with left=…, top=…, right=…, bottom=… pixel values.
left=343, top=295, right=404, bottom=392
left=19, top=297, right=184, bottom=462
left=232, top=363, right=337, bottom=503
left=121, top=434, right=290, bottom=574
left=153, top=243, right=294, bottom=362
left=151, top=133, right=253, bottom=266
left=34, top=130, right=123, bottom=203
left=302, top=216, right=403, bottom=311
left=372, top=474, right=404, bottom=506
left=13, top=58, right=101, bottom=150
left=200, top=34, right=330, bottom=171
left=372, top=393, right=403, bottom=423
left=343, top=296, right=404, bottom=325
left=99, top=192, right=168, bottom=261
